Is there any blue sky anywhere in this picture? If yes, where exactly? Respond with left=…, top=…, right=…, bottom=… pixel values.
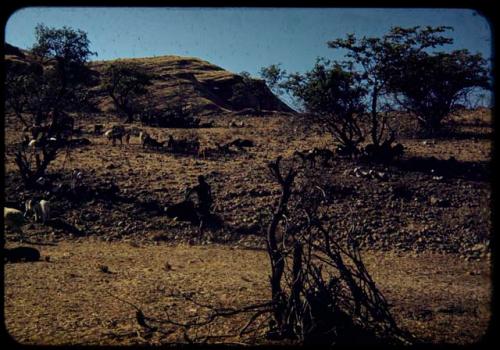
left=5, top=7, right=493, bottom=105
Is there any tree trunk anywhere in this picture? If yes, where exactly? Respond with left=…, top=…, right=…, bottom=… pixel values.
left=371, top=86, right=380, bottom=146
left=267, top=170, right=294, bottom=332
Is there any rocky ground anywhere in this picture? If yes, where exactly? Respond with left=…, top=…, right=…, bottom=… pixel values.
left=3, top=108, right=493, bottom=345
left=4, top=109, right=492, bottom=258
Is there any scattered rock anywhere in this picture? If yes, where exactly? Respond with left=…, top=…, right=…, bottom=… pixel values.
left=98, top=264, right=111, bottom=273
left=429, top=196, right=451, bottom=207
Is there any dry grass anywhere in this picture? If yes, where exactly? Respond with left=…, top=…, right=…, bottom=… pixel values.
left=3, top=109, right=493, bottom=345
left=4, top=241, right=491, bottom=346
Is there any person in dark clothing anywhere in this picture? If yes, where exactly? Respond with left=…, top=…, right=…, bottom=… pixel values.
left=185, top=175, right=213, bottom=233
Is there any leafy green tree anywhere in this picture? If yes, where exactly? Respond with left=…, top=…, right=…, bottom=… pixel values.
left=102, top=62, right=154, bottom=123
left=5, top=24, right=96, bottom=186
left=327, top=26, right=460, bottom=145
left=260, top=63, right=287, bottom=96
left=329, top=26, right=491, bottom=136
left=381, top=28, right=490, bottom=132
left=283, top=59, right=366, bottom=153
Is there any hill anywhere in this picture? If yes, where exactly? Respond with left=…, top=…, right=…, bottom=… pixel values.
left=4, top=43, right=295, bottom=116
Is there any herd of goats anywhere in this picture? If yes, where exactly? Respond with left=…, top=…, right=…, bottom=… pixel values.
left=99, top=122, right=255, bottom=158
left=4, top=115, right=406, bottom=253
left=3, top=118, right=259, bottom=245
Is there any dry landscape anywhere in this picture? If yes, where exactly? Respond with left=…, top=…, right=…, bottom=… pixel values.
left=3, top=106, right=493, bottom=345
left=2, top=20, right=494, bottom=345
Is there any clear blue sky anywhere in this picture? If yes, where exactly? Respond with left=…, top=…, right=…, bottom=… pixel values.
left=5, top=7, right=493, bottom=105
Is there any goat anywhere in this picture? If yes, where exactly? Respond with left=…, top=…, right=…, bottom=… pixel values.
left=111, top=125, right=126, bottom=133
left=311, top=147, right=335, bottom=166
left=4, top=207, right=27, bottom=240
left=104, top=129, right=123, bottom=146
left=166, top=135, right=200, bottom=154
left=215, top=142, right=233, bottom=155
left=4, top=247, right=40, bottom=263
left=229, top=119, right=244, bottom=128
left=139, top=131, right=150, bottom=144
left=336, top=144, right=360, bottom=158
left=129, top=127, right=141, bottom=137
left=293, top=148, right=334, bottom=167
left=124, top=131, right=131, bottom=144
left=94, top=124, right=104, bottom=135
left=165, top=200, right=199, bottom=224
left=30, top=125, right=48, bottom=140
left=36, top=200, right=50, bottom=223
left=229, top=138, right=254, bottom=148
left=71, top=170, right=84, bottom=190
left=293, top=149, right=316, bottom=165
left=24, top=199, right=36, bottom=218
left=66, top=138, right=91, bottom=148
left=143, top=135, right=164, bottom=150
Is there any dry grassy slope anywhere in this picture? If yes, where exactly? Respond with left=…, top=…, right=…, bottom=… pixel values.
left=4, top=43, right=294, bottom=116
left=89, top=56, right=295, bottom=115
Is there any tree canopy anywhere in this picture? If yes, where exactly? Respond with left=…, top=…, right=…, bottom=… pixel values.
left=102, top=62, right=154, bottom=123
left=5, top=24, right=96, bottom=186
left=328, top=26, right=491, bottom=134
left=385, top=48, right=490, bottom=132
left=285, top=59, right=366, bottom=152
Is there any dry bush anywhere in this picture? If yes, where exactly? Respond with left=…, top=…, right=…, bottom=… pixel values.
left=128, top=156, right=413, bottom=345
left=264, top=156, right=413, bottom=345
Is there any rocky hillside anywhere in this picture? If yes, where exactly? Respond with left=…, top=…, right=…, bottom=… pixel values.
left=4, top=43, right=295, bottom=116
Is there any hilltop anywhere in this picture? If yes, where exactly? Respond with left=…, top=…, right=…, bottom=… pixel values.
left=4, top=43, right=295, bottom=116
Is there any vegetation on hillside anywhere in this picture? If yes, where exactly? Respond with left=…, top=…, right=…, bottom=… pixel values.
left=5, top=24, right=97, bottom=186
left=261, top=26, right=491, bottom=156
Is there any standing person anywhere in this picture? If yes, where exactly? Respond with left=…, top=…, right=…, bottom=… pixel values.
left=185, top=175, right=213, bottom=234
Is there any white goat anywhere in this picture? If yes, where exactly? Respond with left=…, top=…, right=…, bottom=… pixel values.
left=24, top=199, right=36, bottom=218
left=104, top=129, right=113, bottom=139
left=35, top=200, right=51, bottom=223
left=139, top=131, right=150, bottom=144
left=229, top=119, right=244, bottom=128
left=4, top=207, right=27, bottom=240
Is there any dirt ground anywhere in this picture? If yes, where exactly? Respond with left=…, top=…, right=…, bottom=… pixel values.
left=4, top=241, right=491, bottom=346
left=3, top=108, right=493, bottom=345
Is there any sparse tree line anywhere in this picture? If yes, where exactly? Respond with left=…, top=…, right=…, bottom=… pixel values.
left=5, top=24, right=491, bottom=186
left=260, top=26, right=491, bottom=158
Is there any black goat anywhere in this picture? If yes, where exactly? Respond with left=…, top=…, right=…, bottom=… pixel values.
left=165, top=200, right=200, bottom=224
left=143, top=135, right=164, bottom=150
left=4, top=247, right=40, bottom=263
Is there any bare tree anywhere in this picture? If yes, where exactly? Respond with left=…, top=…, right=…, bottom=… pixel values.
left=125, top=156, right=413, bottom=345
left=263, top=157, right=412, bottom=345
